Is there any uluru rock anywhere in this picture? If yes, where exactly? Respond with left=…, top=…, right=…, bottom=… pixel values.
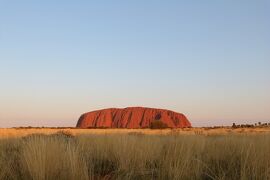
left=76, top=107, right=191, bottom=128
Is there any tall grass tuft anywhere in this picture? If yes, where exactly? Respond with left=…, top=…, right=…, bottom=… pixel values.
left=0, top=132, right=270, bottom=179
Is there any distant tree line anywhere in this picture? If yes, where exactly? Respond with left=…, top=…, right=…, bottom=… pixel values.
left=232, top=122, right=270, bottom=128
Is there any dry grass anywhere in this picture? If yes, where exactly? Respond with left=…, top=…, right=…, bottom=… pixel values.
left=0, top=127, right=270, bottom=139
left=0, top=129, right=270, bottom=180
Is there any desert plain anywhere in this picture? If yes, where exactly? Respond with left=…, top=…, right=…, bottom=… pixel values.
left=0, top=127, right=270, bottom=138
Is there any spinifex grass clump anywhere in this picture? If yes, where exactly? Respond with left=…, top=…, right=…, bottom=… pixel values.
left=0, top=132, right=270, bottom=180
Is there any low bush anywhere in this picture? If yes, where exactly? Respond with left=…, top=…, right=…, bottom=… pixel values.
left=150, top=120, right=168, bottom=129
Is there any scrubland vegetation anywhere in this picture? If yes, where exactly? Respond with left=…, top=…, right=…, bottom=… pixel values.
left=0, top=131, right=270, bottom=180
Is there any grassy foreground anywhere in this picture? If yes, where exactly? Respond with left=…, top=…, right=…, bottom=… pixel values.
left=0, top=132, right=270, bottom=180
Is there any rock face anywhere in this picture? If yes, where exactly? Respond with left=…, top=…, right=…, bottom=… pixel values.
left=76, top=107, right=191, bottom=128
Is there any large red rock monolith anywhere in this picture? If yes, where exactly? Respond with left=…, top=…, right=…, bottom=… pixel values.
left=76, top=107, right=191, bottom=128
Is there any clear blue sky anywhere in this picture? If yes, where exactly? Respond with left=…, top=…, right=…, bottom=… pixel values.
left=0, top=1, right=269, bottom=127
